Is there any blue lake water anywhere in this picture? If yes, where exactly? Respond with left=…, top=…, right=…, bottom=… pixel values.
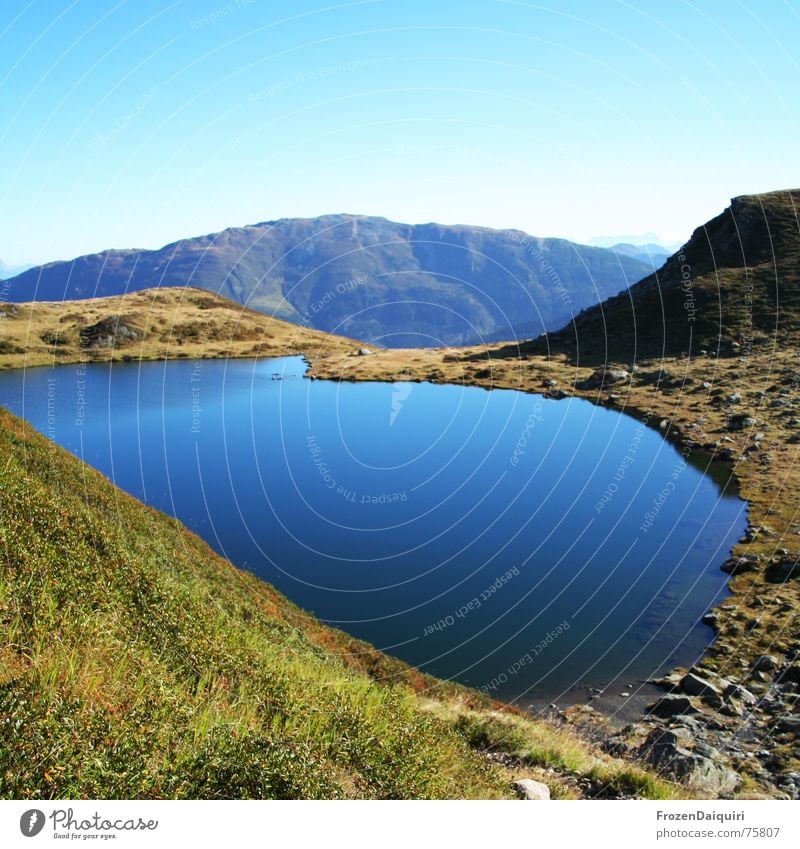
left=0, top=356, right=747, bottom=707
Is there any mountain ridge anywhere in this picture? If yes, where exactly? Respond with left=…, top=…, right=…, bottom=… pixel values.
left=525, top=189, right=800, bottom=362
left=3, top=214, right=652, bottom=348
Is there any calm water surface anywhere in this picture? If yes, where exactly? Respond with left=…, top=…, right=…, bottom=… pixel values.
left=0, top=357, right=746, bottom=706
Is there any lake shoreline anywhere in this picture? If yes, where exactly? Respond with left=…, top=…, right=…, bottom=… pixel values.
left=2, top=289, right=797, bottom=795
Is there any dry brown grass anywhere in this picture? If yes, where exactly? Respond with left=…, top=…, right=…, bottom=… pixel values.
left=0, top=287, right=357, bottom=370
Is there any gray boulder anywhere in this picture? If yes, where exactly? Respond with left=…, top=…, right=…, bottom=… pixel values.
left=728, top=414, right=758, bottom=432
left=753, top=655, right=780, bottom=672
left=641, top=728, right=739, bottom=796
left=723, top=683, right=758, bottom=706
left=648, top=695, right=698, bottom=718
left=513, top=779, right=551, bottom=800
left=681, top=672, right=722, bottom=699
left=720, top=555, right=760, bottom=575
left=578, top=368, right=630, bottom=390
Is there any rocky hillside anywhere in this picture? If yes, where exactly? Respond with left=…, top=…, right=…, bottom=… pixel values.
left=527, top=190, right=800, bottom=363
left=2, top=215, right=651, bottom=348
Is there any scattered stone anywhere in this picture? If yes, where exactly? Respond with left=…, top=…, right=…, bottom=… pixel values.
left=723, top=683, right=758, bottom=705
left=513, top=779, right=551, bottom=800
left=746, top=524, right=776, bottom=541
left=753, top=655, right=780, bottom=673
left=578, top=368, right=630, bottom=390
left=766, top=556, right=800, bottom=583
left=355, top=347, right=373, bottom=356
left=640, top=728, right=739, bottom=795
left=778, top=664, right=800, bottom=685
left=720, top=555, right=760, bottom=575
left=728, top=413, right=758, bottom=432
left=776, top=716, right=800, bottom=734
left=681, top=672, right=722, bottom=699
left=647, top=695, right=698, bottom=718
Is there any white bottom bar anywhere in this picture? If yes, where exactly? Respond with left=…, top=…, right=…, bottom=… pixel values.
left=2, top=800, right=797, bottom=848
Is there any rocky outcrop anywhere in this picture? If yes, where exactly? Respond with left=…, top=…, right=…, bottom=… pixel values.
left=640, top=725, right=740, bottom=796
left=577, top=368, right=630, bottom=390
left=79, top=315, right=141, bottom=349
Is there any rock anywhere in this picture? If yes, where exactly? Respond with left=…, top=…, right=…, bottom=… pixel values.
left=724, top=683, right=758, bottom=705
left=355, top=347, right=373, bottom=356
left=746, top=524, right=776, bottom=541
left=681, top=672, right=722, bottom=699
left=720, top=555, right=760, bottom=575
left=644, top=727, right=695, bottom=765
left=687, top=756, right=741, bottom=795
left=513, top=779, right=551, bottom=800
left=727, top=392, right=742, bottom=404
left=776, top=716, right=800, bottom=734
left=778, top=664, right=800, bottom=685
left=701, top=381, right=712, bottom=389
left=578, top=368, right=630, bottom=390
left=79, top=315, right=141, bottom=349
left=727, top=413, right=758, bottom=432
left=647, top=695, right=698, bottom=718
left=753, top=655, right=780, bottom=672
left=543, top=379, right=558, bottom=388
left=766, top=557, right=800, bottom=583
left=640, top=728, right=740, bottom=795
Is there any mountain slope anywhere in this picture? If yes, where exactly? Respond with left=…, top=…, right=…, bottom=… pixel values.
left=3, top=215, right=651, bottom=348
left=527, top=190, right=800, bottom=363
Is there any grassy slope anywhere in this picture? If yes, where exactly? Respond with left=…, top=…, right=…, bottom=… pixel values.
left=0, top=286, right=356, bottom=370
left=0, top=407, right=674, bottom=800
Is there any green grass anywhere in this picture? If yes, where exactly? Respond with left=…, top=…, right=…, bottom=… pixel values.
left=0, top=405, right=676, bottom=799
left=446, top=708, right=678, bottom=800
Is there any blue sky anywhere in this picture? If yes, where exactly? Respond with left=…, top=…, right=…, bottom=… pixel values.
left=1, top=0, right=798, bottom=266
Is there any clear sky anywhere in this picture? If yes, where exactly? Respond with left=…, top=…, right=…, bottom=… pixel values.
left=1, top=0, right=798, bottom=266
